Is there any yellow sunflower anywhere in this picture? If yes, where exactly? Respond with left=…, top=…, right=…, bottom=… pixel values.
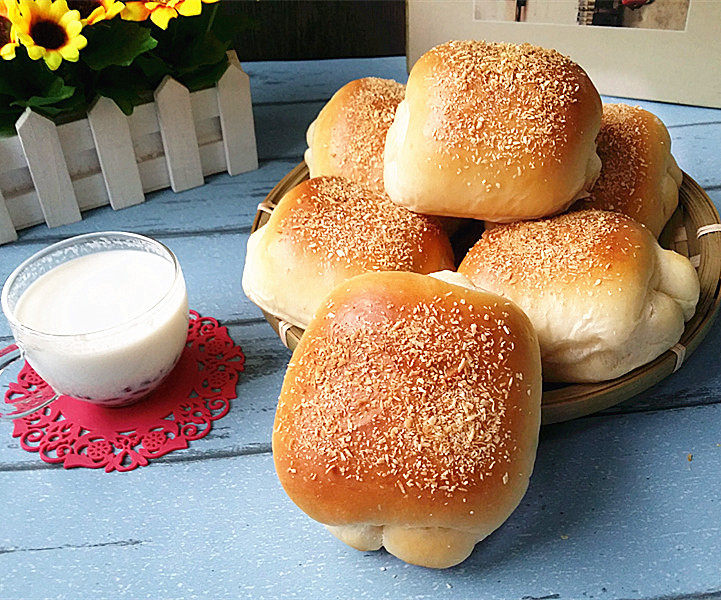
left=121, top=0, right=217, bottom=30
left=11, top=0, right=87, bottom=70
left=67, top=0, right=124, bottom=25
left=0, top=0, right=19, bottom=60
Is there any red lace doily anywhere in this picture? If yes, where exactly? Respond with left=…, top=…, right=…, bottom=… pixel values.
left=4, top=311, right=245, bottom=472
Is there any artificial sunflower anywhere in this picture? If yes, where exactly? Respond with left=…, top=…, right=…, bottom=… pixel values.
left=11, top=0, right=87, bottom=70
left=0, top=0, right=19, bottom=60
left=121, top=0, right=217, bottom=30
left=67, top=0, right=124, bottom=25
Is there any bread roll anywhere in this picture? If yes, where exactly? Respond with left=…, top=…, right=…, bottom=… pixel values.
left=573, top=103, right=683, bottom=237
left=273, top=271, right=542, bottom=568
left=384, top=40, right=602, bottom=222
left=458, top=209, right=699, bottom=382
left=242, top=177, right=455, bottom=328
left=305, top=77, right=405, bottom=195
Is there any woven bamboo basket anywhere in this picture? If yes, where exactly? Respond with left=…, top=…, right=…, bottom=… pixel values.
left=250, top=162, right=721, bottom=424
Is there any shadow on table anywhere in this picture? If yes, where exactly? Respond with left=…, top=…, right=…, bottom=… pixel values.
left=453, top=416, right=627, bottom=574
left=602, top=316, right=721, bottom=416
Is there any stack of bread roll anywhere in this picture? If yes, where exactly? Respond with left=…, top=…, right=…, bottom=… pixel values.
left=243, top=40, right=700, bottom=569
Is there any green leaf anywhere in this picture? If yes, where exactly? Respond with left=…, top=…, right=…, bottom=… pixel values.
left=0, top=51, right=65, bottom=100
left=178, top=55, right=228, bottom=92
left=0, top=123, right=17, bottom=136
left=151, top=6, right=230, bottom=74
left=11, top=81, right=75, bottom=108
left=95, top=65, right=154, bottom=115
left=37, top=92, right=88, bottom=122
left=96, top=86, right=137, bottom=115
left=0, top=106, right=23, bottom=137
left=0, top=3, right=243, bottom=131
left=174, top=32, right=230, bottom=74
left=134, top=54, right=172, bottom=85
left=82, top=21, right=158, bottom=70
left=0, top=51, right=80, bottom=117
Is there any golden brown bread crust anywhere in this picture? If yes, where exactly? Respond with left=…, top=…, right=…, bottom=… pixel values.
left=273, top=272, right=542, bottom=566
left=464, top=209, right=656, bottom=293
left=305, top=77, right=405, bottom=194
left=458, top=209, right=700, bottom=382
left=271, top=177, right=453, bottom=273
left=383, top=40, right=602, bottom=221
left=573, top=104, right=683, bottom=237
left=242, top=177, right=455, bottom=328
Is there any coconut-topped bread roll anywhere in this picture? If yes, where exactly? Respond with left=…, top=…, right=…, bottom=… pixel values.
left=273, top=271, right=541, bottom=568
left=384, top=40, right=602, bottom=222
left=242, top=177, right=454, bottom=328
left=305, top=77, right=405, bottom=194
left=458, top=209, right=699, bottom=382
left=573, top=103, right=683, bottom=237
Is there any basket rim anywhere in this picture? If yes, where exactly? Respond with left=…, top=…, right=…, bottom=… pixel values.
left=250, top=163, right=721, bottom=424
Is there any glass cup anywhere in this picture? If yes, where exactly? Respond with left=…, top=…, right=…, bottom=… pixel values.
left=0, top=232, right=189, bottom=419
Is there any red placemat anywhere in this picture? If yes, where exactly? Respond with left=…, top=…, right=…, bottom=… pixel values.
left=3, top=311, right=245, bottom=472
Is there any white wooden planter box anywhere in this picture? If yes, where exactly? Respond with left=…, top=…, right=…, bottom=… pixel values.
left=0, top=51, right=258, bottom=245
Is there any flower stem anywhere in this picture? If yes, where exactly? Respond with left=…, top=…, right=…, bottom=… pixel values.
left=205, top=3, right=219, bottom=35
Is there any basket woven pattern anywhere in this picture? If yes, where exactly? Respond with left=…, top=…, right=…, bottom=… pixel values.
left=250, top=164, right=721, bottom=424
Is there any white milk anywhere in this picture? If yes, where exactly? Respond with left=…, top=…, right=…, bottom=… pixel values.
left=12, top=250, right=188, bottom=405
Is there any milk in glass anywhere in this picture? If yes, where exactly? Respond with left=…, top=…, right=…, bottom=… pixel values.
left=12, top=249, right=188, bottom=405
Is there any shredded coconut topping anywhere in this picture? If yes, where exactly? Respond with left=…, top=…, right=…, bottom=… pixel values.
left=278, top=176, right=448, bottom=271
left=278, top=286, right=533, bottom=495
left=583, top=104, right=649, bottom=215
left=329, top=78, right=405, bottom=193
left=463, top=209, right=644, bottom=287
left=422, top=40, right=591, bottom=167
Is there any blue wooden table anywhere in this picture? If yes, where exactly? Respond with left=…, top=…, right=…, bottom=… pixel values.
left=0, top=57, right=720, bottom=600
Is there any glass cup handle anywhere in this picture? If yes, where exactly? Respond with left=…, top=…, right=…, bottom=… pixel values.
left=0, top=344, right=58, bottom=420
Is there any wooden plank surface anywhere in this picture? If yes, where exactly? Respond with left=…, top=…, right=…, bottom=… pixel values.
left=218, top=53, right=259, bottom=176
left=0, top=57, right=720, bottom=600
left=154, top=77, right=204, bottom=192
left=1, top=405, right=721, bottom=599
left=243, top=56, right=721, bottom=126
left=87, top=97, right=145, bottom=211
left=0, top=188, right=17, bottom=244
left=15, top=109, right=81, bottom=228
left=0, top=313, right=719, bottom=470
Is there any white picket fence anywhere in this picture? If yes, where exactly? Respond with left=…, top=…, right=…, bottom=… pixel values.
left=0, top=51, right=258, bottom=245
